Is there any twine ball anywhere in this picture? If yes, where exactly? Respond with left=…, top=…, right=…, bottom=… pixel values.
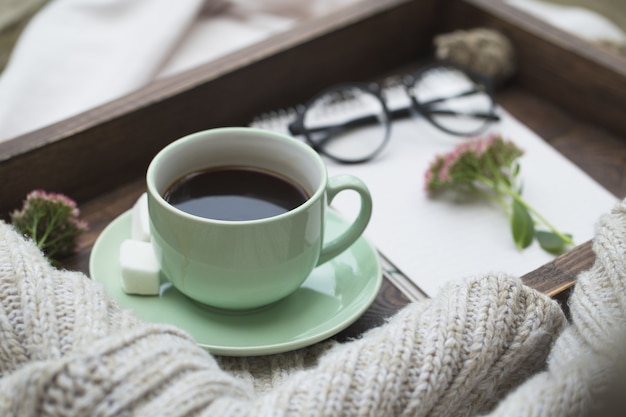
left=434, top=28, right=516, bottom=83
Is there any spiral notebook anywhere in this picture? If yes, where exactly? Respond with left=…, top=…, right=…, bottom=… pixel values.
left=249, top=83, right=618, bottom=299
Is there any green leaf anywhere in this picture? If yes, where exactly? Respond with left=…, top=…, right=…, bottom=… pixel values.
left=512, top=161, right=521, bottom=178
left=511, top=200, right=534, bottom=250
left=501, top=173, right=511, bottom=188
left=536, top=230, right=571, bottom=255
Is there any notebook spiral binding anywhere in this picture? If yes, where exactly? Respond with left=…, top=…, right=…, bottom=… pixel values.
left=250, top=106, right=303, bottom=135
left=248, top=75, right=409, bottom=135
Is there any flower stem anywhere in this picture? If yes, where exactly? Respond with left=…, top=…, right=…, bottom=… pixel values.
left=507, top=191, right=574, bottom=245
left=475, top=173, right=573, bottom=246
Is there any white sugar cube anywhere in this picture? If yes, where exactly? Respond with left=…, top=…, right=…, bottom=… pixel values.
left=131, top=193, right=151, bottom=242
left=119, top=239, right=160, bottom=295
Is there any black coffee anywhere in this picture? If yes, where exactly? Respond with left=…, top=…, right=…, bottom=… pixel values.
left=163, top=166, right=309, bottom=221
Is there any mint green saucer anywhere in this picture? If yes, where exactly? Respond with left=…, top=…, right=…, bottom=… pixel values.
left=89, top=210, right=381, bottom=356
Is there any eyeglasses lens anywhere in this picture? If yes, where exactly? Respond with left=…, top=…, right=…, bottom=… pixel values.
left=408, top=67, right=494, bottom=136
left=302, top=86, right=388, bottom=163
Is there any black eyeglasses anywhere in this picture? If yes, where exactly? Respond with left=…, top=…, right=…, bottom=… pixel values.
left=287, top=62, right=500, bottom=164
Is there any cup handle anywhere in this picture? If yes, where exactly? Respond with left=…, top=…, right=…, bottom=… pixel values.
left=317, top=175, right=373, bottom=266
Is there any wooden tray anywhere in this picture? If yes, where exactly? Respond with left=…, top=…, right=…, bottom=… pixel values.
left=1, top=0, right=625, bottom=322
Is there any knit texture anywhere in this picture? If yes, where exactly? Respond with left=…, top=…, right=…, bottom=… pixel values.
left=1, top=198, right=625, bottom=416
left=487, top=200, right=626, bottom=417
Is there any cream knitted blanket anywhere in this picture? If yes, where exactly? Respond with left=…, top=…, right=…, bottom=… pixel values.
left=1, top=199, right=625, bottom=416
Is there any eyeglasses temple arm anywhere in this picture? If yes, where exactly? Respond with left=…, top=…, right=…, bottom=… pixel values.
left=415, top=87, right=500, bottom=121
left=426, top=109, right=501, bottom=121
left=288, top=106, right=409, bottom=137
left=419, top=87, right=484, bottom=106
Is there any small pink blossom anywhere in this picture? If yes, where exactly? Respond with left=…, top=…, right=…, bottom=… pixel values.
left=425, top=134, right=523, bottom=194
left=11, top=190, right=88, bottom=264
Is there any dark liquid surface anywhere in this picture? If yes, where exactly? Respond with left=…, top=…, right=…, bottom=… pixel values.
left=164, top=166, right=309, bottom=221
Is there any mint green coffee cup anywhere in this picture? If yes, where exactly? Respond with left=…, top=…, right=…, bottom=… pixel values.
left=146, top=127, right=372, bottom=310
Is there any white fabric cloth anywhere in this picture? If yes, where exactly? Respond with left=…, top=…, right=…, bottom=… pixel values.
left=0, top=0, right=361, bottom=142
left=505, top=0, right=626, bottom=43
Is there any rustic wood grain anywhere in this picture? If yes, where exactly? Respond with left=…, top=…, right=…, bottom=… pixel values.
left=521, top=241, right=594, bottom=296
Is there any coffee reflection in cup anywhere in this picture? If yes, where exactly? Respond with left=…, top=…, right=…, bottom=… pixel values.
left=163, top=166, right=309, bottom=221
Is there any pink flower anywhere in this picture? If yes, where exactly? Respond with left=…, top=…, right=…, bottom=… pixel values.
left=425, top=135, right=523, bottom=194
left=438, top=142, right=470, bottom=182
left=11, top=190, right=88, bottom=264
